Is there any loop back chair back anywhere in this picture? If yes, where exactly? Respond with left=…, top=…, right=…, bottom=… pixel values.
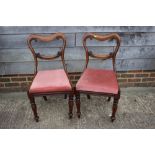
left=75, top=33, right=121, bottom=122
left=27, top=33, right=74, bottom=122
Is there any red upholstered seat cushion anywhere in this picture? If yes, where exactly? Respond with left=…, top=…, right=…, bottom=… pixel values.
left=76, top=68, right=119, bottom=94
left=29, top=69, right=72, bottom=94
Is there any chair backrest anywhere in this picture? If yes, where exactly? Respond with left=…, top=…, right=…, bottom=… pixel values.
left=27, top=32, right=67, bottom=74
left=83, top=33, right=121, bottom=72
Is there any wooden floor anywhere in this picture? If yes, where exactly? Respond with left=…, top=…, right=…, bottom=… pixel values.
left=0, top=87, right=155, bottom=129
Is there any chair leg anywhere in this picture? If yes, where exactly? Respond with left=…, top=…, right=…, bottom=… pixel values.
left=111, top=99, right=118, bottom=122
left=76, top=92, right=81, bottom=118
left=43, top=96, right=47, bottom=101
left=107, top=97, right=111, bottom=102
left=68, top=94, right=74, bottom=119
left=111, top=90, right=120, bottom=122
left=27, top=92, right=39, bottom=122
left=87, top=94, right=91, bottom=99
left=64, top=94, right=67, bottom=99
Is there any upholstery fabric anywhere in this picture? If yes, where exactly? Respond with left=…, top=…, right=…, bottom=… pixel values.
left=29, top=69, right=72, bottom=93
left=76, top=68, right=119, bottom=94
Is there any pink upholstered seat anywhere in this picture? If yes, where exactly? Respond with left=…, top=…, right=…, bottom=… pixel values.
left=76, top=68, right=119, bottom=94
left=29, top=69, right=72, bottom=94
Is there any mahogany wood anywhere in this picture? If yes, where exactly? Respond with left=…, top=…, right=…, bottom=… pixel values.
left=75, top=33, right=121, bottom=122
left=27, top=33, right=74, bottom=122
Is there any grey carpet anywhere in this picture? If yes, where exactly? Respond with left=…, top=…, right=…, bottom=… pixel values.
left=0, top=87, right=155, bottom=129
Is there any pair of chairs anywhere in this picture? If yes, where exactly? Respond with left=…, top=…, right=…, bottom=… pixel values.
left=27, top=32, right=121, bottom=122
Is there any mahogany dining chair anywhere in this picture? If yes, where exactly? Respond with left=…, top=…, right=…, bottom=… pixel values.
left=75, top=33, right=121, bottom=122
left=27, top=33, right=74, bottom=122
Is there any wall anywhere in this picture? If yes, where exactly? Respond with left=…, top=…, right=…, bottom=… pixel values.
left=0, top=26, right=155, bottom=90
left=1, top=70, right=155, bottom=91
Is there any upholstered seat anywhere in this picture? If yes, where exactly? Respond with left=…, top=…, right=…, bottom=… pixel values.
left=76, top=68, right=119, bottom=94
left=27, top=33, right=74, bottom=122
left=29, top=69, right=72, bottom=94
left=75, top=33, right=121, bottom=121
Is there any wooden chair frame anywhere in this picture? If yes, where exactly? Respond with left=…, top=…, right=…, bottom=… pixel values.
left=27, top=33, right=74, bottom=122
left=75, top=33, right=121, bottom=122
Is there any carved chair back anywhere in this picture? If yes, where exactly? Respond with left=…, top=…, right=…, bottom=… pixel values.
left=27, top=33, right=67, bottom=74
left=83, top=33, right=121, bottom=72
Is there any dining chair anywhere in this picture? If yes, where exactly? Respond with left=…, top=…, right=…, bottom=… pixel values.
left=75, top=33, right=121, bottom=122
left=27, top=33, right=74, bottom=122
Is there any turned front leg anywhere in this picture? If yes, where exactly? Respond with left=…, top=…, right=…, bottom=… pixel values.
left=27, top=92, right=39, bottom=122
left=68, top=94, right=74, bottom=119
left=76, top=92, right=81, bottom=118
left=111, top=90, right=120, bottom=122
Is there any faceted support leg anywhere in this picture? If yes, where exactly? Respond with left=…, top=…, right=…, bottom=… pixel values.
left=43, top=96, right=47, bottom=101
left=107, top=97, right=111, bottom=102
left=76, top=92, right=81, bottom=118
left=27, top=92, right=39, bottom=122
left=68, top=94, right=74, bottom=119
left=111, top=90, right=120, bottom=122
left=87, top=94, right=91, bottom=99
left=64, top=94, right=67, bottom=99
